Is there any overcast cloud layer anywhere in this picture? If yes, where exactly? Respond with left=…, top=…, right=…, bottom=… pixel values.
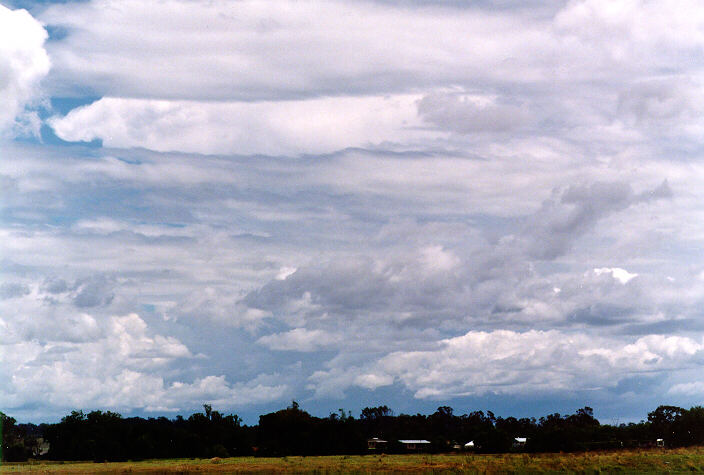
left=2, top=0, right=704, bottom=422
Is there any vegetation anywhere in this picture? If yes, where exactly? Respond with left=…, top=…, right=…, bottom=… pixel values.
left=3, top=403, right=704, bottom=463
left=2, top=448, right=704, bottom=473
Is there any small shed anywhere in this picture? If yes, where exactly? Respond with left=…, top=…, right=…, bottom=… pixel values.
left=656, top=438, right=665, bottom=447
left=367, top=437, right=388, bottom=450
left=399, top=439, right=431, bottom=451
left=464, top=440, right=475, bottom=450
left=513, top=437, right=527, bottom=448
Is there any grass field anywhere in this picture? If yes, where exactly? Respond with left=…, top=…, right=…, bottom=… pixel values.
left=2, top=447, right=704, bottom=473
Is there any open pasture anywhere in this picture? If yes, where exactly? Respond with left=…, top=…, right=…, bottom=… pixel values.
left=3, top=447, right=704, bottom=473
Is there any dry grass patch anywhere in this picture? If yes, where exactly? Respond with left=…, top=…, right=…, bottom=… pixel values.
left=2, top=447, right=704, bottom=473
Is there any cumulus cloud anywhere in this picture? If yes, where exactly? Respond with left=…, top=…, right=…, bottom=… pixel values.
left=158, top=375, right=288, bottom=411
left=0, top=4, right=50, bottom=135
left=312, top=330, right=704, bottom=399
left=0, top=274, right=247, bottom=414
left=0, top=309, right=286, bottom=414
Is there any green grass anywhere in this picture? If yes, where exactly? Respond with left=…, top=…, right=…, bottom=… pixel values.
left=3, top=447, right=704, bottom=473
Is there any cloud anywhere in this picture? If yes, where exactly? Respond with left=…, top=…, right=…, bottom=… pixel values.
left=240, top=181, right=671, bottom=331
left=72, top=274, right=115, bottom=308
left=0, top=282, right=30, bottom=299
left=257, top=328, right=341, bottom=352
left=0, top=4, right=50, bottom=135
left=158, top=375, right=288, bottom=411
left=0, top=310, right=286, bottom=414
left=518, top=181, right=671, bottom=260
left=318, top=330, right=704, bottom=399
left=48, top=95, right=435, bottom=156
left=6, top=0, right=704, bottom=421
left=594, top=267, right=638, bottom=284
left=618, top=79, right=703, bottom=125
left=417, top=92, right=530, bottom=134
left=40, top=0, right=704, bottom=102
left=668, top=381, right=704, bottom=396
left=39, top=0, right=549, bottom=99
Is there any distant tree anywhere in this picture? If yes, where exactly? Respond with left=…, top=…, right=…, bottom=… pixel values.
left=679, top=406, right=704, bottom=446
left=567, top=407, right=599, bottom=427
left=648, top=405, right=685, bottom=444
left=257, top=402, right=316, bottom=455
left=360, top=405, right=393, bottom=420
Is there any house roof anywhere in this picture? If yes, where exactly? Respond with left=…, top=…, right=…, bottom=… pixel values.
left=399, top=439, right=431, bottom=444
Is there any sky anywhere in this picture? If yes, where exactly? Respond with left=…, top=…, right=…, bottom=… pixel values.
left=2, top=0, right=704, bottom=424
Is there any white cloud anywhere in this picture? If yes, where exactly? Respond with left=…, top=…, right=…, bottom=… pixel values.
left=48, top=95, right=435, bottom=155
left=275, top=267, right=297, bottom=281
left=419, top=246, right=460, bottom=273
left=0, top=309, right=286, bottom=413
left=354, top=372, right=395, bottom=390
left=349, top=330, right=704, bottom=399
left=594, top=267, right=639, bottom=284
left=41, top=0, right=704, bottom=102
left=156, top=375, right=288, bottom=411
left=668, top=381, right=704, bottom=396
left=0, top=4, right=50, bottom=135
left=39, top=0, right=551, bottom=99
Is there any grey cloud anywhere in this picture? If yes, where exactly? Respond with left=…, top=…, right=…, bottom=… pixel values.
left=72, top=275, right=115, bottom=308
left=636, top=179, right=672, bottom=202
left=567, top=303, right=635, bottom=327
left=242, top=251, right=478, bottom=330
left=520, top=181, right=671, bottom=260
left=617, top=79, right=701, bottom=126
left=0, top=282, right=30, bottom=299
left=43, top=278, right=69, bottom=294
left=0, top=174, right=19, bottom=196
left=610, top=375, right=666, bottom=396
left=241, top=181, right=670, bottom=335
left=417, top=92, right=530, bottom=134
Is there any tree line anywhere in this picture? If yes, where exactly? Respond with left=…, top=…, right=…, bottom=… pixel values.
left=2, top=403, right=704, bottom=462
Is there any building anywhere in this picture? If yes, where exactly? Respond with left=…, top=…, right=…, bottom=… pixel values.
left=398, top=439, right=431, bottom=451
left=513, top=437, right=527, bottom=449
left=464, top=440, right=476, bottom=450
left=367, top=438, right=388, bottom=450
